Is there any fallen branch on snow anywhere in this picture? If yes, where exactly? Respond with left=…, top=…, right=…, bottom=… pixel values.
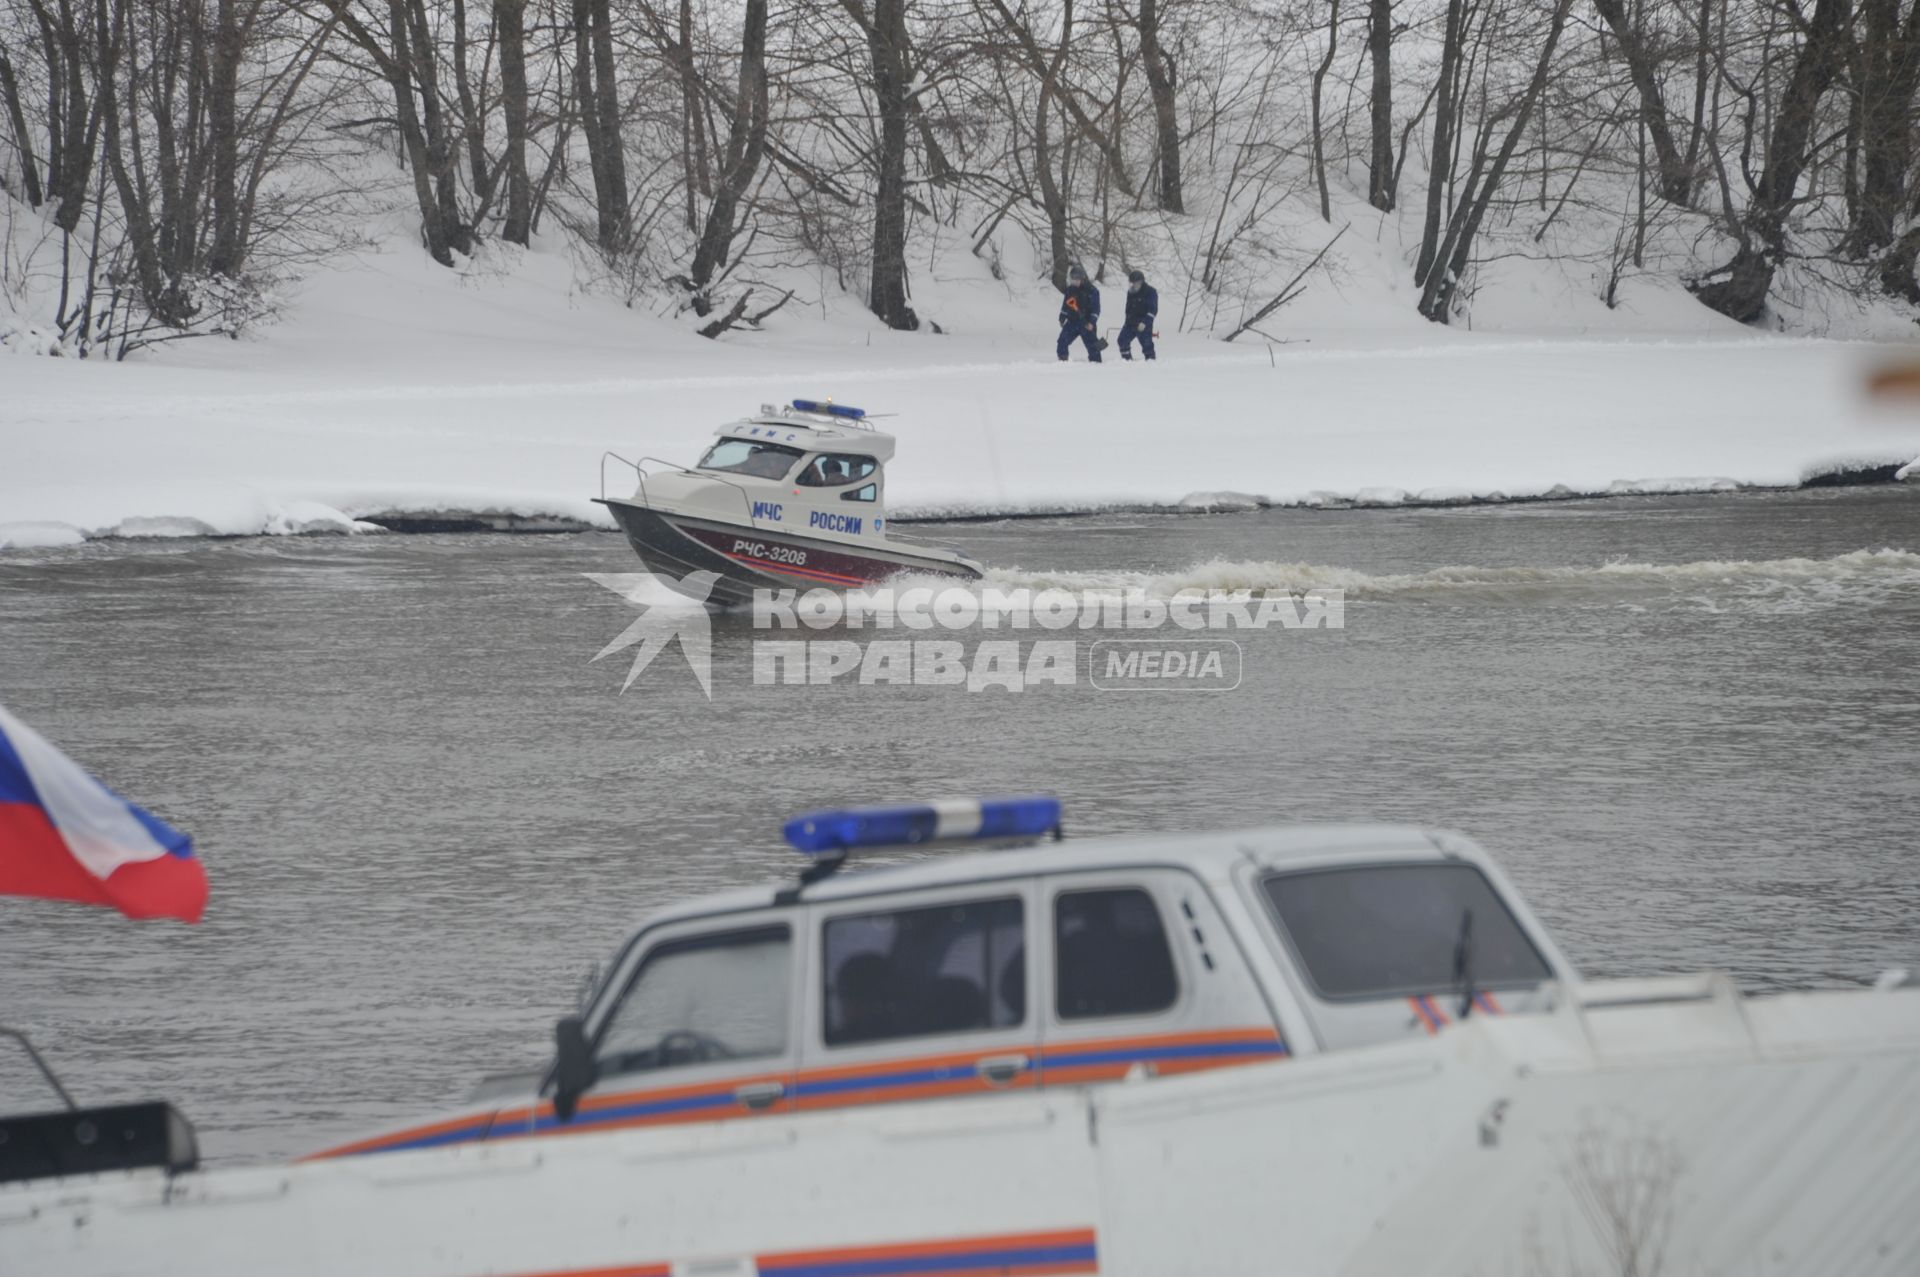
left=1223, top=224, right=1348, bottom=343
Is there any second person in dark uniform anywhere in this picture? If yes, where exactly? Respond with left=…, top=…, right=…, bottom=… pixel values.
left=1120, top=270, right=1157, bottom=361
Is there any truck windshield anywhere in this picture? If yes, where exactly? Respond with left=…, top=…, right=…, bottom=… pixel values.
left=1261, top=863, right=1551, bottom=1000
left=698, top=439, right=805, bottom=480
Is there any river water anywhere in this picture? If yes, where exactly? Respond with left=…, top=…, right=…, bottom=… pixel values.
left=2, top=486, right=1917, bottom=1162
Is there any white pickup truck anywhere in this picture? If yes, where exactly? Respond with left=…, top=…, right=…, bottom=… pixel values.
left=5, top=798, right=1918, bottom=1276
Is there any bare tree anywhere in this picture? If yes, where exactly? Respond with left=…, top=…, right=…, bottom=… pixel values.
left=26, top=0, right=108, bottom=231
left=1692, top=0, right=1851, bottom=322
left=982, top=0, right=1137, bottom=196
left=1419, top=0, right=1578, bottom=321
left=682, top=0, right=766, bottom=323
left=1033, top=0, right=1073, bottom=288
left=841, top=0, right=919, bottom=328
left=1138, top=0, right=1181, bottom=211
left=496, top=0, right=532, bottom=244
left=1414, top=0, right=1466, bottom=286
left=204, top=0, right=247, bottom=275
left=1594, top=0, right=1694, bottom=205
left=1309, top=0, right=1339, bottom=222
left=1842, top=0, right=1920, bottom=257
left=673, top=0, right=708, bottom=231
left=1365, top=0, right=1393, bottom=210
left=1, top=40, right=46, bottom=206
left=318, top=0, right=472, bottom=265
left=572, top=0, right=627, bottom=252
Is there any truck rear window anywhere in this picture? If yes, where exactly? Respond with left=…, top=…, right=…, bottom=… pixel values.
left=1261, top=863, right=1551, bottom=1001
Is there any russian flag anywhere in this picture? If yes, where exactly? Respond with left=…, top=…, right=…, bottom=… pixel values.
left=0, top=703, right=207, bottom=924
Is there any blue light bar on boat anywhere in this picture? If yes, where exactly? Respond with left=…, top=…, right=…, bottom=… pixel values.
left=784, top=796, right=1062, bottom=856
left=790, top=398, right=866, bottom=420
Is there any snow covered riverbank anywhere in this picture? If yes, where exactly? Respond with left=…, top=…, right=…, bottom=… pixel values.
left=4, top=244, right=1919, bottom=549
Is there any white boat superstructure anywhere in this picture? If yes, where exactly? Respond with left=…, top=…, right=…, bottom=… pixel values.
left=596, top=399, right=983, bottom=605
left=4, top=800, right=1917, bottom=1276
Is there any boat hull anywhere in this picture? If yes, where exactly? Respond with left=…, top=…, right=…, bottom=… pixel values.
left=598, top=498, right=980, bottom=606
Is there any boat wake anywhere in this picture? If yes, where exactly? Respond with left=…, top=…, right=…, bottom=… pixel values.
left=944, top=548, right=1920, bottom=612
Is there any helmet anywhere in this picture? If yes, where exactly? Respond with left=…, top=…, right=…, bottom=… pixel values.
left=1127, top=269, right=1145, bottom=284
left=1067, top=263, right=1087, bottom=282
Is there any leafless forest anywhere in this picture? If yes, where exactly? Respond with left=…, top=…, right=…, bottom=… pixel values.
left=1, top=0, right=1915, bottom=352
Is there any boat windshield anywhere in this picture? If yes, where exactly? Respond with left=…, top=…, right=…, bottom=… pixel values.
left=1261, top=863, right=1551, bottom=1001
left=698, top=439, right=805, bottom=480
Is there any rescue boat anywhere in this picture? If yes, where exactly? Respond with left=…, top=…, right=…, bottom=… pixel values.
left=596, top=400, right=983, bottom=606
left=4, top=798, right=1919, bottom=1276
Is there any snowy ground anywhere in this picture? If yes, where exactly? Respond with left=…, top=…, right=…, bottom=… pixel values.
left=4, top=233, right=1920, bottom=549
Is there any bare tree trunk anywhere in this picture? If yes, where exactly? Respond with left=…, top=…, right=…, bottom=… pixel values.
left=588, top=0, right=626, bottom=235
left=571, top=0, right=607, bottom=237
left=33, top=0, right=104, bottom=231
left=1593, top=0, right=1692, bottom=205
left=155, top=4, right=205, bottom=279
left=1420, top=0, right=1576, bottom=321
left=402, top=0, right=473, bottom=256
left=676, top=0, right=709, bottom=231
left=1414, top=0, right=1465, bottom=285
left=97, top=0, right=186, bottom=321
left=1366, top=0, right=1393, bottom=210
left=686, top=0, right=767, bottom=316
left=861, top=0, right=918, bottom=328
left=204, top=0, right=243, bottom=274
left=1843, top=0, right=1920, bottom=256
left=1035, top=0, right=1072, bottom=289
left=0, top=49, right=44, bottom=206
left=1138, top=0, right=1181, bottom=212
left=1310, top=0, right=1340, bottom=222
left=1692, top=0, right=1850, bottom=321
left=377, top=0, right=456, bottom=264
left=451, top=0, right=491, bottom=204
left=497, top=0, right=531, bottom=244
left=1683, top=0, right=1712, bottom=181
left=573, top=0, right=628, bottom=251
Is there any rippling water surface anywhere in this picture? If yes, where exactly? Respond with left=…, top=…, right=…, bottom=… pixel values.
left=1, top=486, right=1916, bottom=1161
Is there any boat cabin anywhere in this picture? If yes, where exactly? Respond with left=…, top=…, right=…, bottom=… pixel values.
left=314, top=800, right=1575, bottom=1159
left=678, top=400, right=897, bottom=543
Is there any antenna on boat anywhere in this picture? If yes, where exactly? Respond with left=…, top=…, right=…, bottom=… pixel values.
left=773, top=796, right=1063, bottom=905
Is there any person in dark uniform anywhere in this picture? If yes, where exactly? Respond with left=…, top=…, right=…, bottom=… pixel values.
left=1056, top=263, right=1102, bottom=362
left=1119, top=270, right=1157, bottom=361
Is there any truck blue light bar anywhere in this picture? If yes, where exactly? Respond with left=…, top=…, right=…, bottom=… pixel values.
left=790, top=398, right=866, bottom=420
left=784, top=796, right=1061, bottom=856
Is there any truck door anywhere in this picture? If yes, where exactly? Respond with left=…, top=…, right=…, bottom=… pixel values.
left=797, top=881, right=1038, bottom=1113
left=571, top=912, right=802, bottom=1135
left=1038, top=869, right=1287, bottom=1089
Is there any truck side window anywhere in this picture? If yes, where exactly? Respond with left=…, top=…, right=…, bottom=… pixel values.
left=824, top=898, right=1024, bottom=1047
left=1262, top=863, right=1551, bottom=1000
left=1054, top=888, right=1178, bottom=1019
left=594, top=926, right=790, bottom=1078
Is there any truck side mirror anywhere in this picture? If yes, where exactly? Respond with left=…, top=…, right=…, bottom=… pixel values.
left=552, top=1015, right=595, bottom=1123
